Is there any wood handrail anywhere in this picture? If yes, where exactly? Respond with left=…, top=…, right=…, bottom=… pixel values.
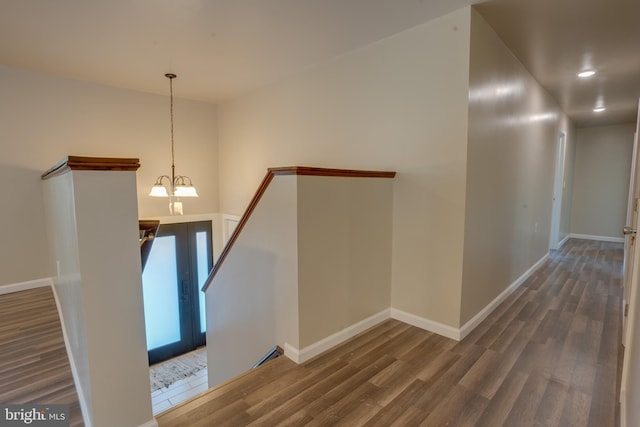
left=202, top=166, right=396, bottom=292
left=42, top=156, right=141, bottom=180
left=269, top=166, right=396, bottom=178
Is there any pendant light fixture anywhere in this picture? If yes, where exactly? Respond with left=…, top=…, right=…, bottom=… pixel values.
left=149, top=73, right=198, bottom=215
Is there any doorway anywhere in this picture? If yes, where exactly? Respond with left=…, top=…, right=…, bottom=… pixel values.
left=550, top=132, right=567, bottom=250
left=142, top=221, right=213, bottom=364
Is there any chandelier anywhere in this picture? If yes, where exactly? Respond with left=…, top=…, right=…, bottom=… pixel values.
left=149, top=73, right=198, bottom=215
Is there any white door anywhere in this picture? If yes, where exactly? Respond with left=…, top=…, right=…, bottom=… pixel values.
left=623, top=127, right=640, bottom=345
left=620, top=98, right=640, bottom=427
left=550, top=132, right=567, bottom=250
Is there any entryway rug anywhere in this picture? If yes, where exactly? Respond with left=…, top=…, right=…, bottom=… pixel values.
left=149, top=347, right=207, bottom=392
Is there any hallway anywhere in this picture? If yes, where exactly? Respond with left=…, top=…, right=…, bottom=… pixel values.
left=157, top=238, right=623, bottom=426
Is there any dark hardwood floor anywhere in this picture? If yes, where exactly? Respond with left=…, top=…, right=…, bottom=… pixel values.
left=0, top=286, right=83, bottom=426
left=158, top=238, right=623, bottom=426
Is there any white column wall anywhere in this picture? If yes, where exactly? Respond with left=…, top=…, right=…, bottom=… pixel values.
left=43, top=168, right=154, bottom=427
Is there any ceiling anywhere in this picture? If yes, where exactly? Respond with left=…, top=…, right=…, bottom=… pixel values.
left=0, top=0, right=638, bottom=128
left=475, top=0, right=640, bottom=127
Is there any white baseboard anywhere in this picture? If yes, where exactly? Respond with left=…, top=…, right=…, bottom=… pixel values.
left=284, top=309, right=390, bottom=364
left=0, top=278, right=52, bottom=295
left=620, top=387, right=627, bottom=427
left=138, top=419, right=158, bottom=427
left=51, top=282, right=93, bottom=427
left=283, top=343, right=300, bottom=363
left=569, top=233, right=624, bottom=243
left=558, top=234, right=570, bottom=248
left=458, top=253, right=549, bottom=340
left=390, top=308, right=460, bottom=341
left=285, top=251, right=551, bottom=361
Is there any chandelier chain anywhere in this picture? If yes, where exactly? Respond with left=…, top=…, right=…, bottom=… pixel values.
left=169, top=75, right=175, bottom=171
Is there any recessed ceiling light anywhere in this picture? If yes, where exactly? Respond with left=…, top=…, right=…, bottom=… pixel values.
left=593, top=107, right=606, bottom=113
left=578, top=70, right=596, bottom=78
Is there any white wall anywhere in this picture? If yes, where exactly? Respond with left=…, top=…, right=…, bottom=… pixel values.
left=460, top=10, right=576, bottom=325
left=571, top=124, right=635, bottom=238
left=42, top=172, right=92, bottom=417
left=297, top=175, right=393, bottom=347
left=43, top=169, right=153, bottom=427
left=218, top=8, right=472, bottom=329
left=0, top=65, right=218, bottom=287
left=206, top=175, right=299, bottom=387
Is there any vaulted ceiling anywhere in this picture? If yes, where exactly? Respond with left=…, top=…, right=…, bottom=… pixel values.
left=1, top=0, right=638, bottom=128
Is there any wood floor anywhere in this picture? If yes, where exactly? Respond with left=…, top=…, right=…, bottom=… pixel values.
left=0, top=286, right=83, bottom=426
left=157, top=238, right=624, bottom=427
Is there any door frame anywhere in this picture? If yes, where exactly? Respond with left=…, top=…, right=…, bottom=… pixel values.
left=549, top=132, right=567, bottom=250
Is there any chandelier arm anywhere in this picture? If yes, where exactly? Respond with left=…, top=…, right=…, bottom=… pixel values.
left=153, top=175, right=171, bottom=185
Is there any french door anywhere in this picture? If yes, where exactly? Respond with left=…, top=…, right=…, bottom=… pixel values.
left=142, top=221, right=212, bottom=365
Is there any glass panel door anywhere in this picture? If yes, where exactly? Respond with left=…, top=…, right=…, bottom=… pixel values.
left=142, top=221, right=212, bottom=364
left=196, top=231, right=210, bottom=334
left=189, top=222, right=212, bottom=347
left=142, top=235, right=181, bottom=350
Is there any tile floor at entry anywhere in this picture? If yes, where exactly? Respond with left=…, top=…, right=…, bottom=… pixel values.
left=151, top=363, right=209, bottom=415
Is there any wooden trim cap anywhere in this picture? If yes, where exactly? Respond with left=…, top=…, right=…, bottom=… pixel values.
left=269, top=166, right=396, bottom=178
left=42, top=156, right=141, bottom=180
